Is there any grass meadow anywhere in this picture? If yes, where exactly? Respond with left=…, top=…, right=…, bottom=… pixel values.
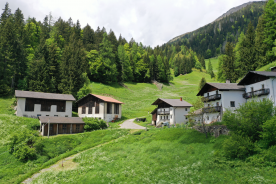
left=31, top=128, right=276, bottom=184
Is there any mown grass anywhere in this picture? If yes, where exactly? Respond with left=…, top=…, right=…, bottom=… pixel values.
left=90, top=69, right=216, bottom=119
left=31, top=128, right=276, bottom=184
left=257, top=61, right=276, bottom=71
left=205, top=57, right=219, bottom=74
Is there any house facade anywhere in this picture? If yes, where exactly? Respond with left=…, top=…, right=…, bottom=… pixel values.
left=196, top=82, right=245, bottom=124
left=238, top=71, right=276, bottom=105
left=77, top=94, right=123, bottom=122
left=15, top=90, right=75, bottom=118
left=151, top=98, right=192, bottom=127
left=39, top=116, right=85, bottom=136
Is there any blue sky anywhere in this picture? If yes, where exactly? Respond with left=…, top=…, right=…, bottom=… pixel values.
left=1, top=0, right=265, bottom=47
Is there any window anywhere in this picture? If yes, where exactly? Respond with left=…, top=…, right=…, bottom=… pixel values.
left=114, top=104, right=119, bottom=114
left=46, top=115, right=49, bottom=116
left=50, top=124, right=53, bottom=131
left=185, top=116, right=187, bottom=120
left=207, top=93, right=209, bottom=97
left=185, top=108, right=187, bottom=111
left=95, top=101, right=99, bottom=114
left=262, top=84, right=265, bottom=89
left=216, top=102, right=219, bottom=106
left=25, top=98, right=35, bottom=111
left=37, top=114, right=41, bottom=117
left=107, top=103, right=112, bottom=114
left=88, top=103, right=93, bottom=114
left=65, top=115, right=68, bottom=117
left=216, top=90, right=218, bottom=95
left=82, top=106, right=86, bottom=114
left=251, top=87, right=254, bottom=92
left=76, top=124, right=80, bottom=132
left=54, top=115, right=58, bottom=117
left=230, top=101, right=235, bottom=107
left=207, top=116, right=209, bottom=120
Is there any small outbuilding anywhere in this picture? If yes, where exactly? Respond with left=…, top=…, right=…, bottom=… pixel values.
left=39, top=116, right=85, bottom=136
left=76, top=94, right=123, bottom=122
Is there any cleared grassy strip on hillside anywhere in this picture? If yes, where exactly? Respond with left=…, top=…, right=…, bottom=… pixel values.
left=30, top=128, right=275, bottom=184
left=0, top=97, right=15, bottom=115
left=90, top=69, right=216, bottom=120
left=205, top=57, right=219, bottom=74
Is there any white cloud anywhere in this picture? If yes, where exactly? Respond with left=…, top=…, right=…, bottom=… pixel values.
left=1, top=0, right=262, bottom=47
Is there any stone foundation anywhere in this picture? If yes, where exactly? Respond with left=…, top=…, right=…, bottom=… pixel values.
left=193, top=125, right=229, bottom=137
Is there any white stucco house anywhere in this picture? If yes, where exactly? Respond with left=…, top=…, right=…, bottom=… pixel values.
left=15, top=90, right=75, bottom=118
left=151, top=98, right=192, bottom=127
left=194, top=81, right=245, bottom=124
left=238, top=70, right=276, bottom=104
left=76, top=94, right=123, bottom=122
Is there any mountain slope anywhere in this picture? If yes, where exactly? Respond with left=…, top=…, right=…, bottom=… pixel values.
left=166, top=1, right=266, bottom=58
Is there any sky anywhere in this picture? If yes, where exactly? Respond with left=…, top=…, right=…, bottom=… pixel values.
left=1, top=0, right=265, bottom=47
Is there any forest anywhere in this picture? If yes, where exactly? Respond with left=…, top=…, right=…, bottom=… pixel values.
left=0, top=2, right=193, bottom=98
left=165, top=1, right=266, bottom=59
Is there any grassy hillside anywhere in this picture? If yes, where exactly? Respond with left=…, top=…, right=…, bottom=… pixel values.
left=257, top=61, right=276, bottom=71
left=31, top=128, right=276, bottom=184
left=89, top=69, right=216, bottom=119
left=205, top=57, right=219, bottom=75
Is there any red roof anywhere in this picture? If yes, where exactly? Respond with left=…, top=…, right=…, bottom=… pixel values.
left=92, top=94, right=124, bottom=104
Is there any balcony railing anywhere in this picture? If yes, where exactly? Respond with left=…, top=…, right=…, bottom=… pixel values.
left=202, top=106, right=221, bottom=113
left=243, top=88, right=270, bottom=99
left=157, top=110, right=170, bottom=115
left=203, top=94, right=221, bottom=102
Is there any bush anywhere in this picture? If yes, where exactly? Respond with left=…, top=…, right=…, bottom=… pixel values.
left=223, top=98, right=275, bottom=142
left=8, top=129, right=42, bottom=161
left=261, top=116, right=276, bottom=147
left=223, top=133, right=257, bottom=159
left=83, top=117, right=108, bottom=132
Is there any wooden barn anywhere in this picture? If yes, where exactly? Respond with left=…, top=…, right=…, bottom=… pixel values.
left=39, top=116, right=85, bottom=136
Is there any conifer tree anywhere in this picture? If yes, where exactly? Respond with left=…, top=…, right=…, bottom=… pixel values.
left=83, top=24, right=95, bottom=51
left=118, top=45, right=133, bottom=82
left=222, top=42, right=237, bottom=83
left=255, top=15, right=267, bottom=68
left=198, top=77, right=206, bottom=91
left=239, top=22, right=256, bottom=76
left=264, top=0, right=276, bottom=63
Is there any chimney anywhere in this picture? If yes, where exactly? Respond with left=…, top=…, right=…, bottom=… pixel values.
left=180, top=97, right=182, bottom=101
left=226, top=79, right=230, bottom=84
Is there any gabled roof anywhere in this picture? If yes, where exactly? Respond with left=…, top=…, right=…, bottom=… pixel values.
left=197, top=83, right=245, bottom=96
left=238, top=71, right=276, bottom=85
left=39, top=116, right=85, bottom=124
left=15, top=90, right=75, bottom=101
left=151, top=98, right=192, bottom=107
left=76, top=94, right=124, bottom=104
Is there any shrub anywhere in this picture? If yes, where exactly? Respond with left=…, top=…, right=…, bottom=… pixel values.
left=8, top=129, right=42, bottom=161
left=83, top=117, right=108, bottom=131
left=261, top=116, right=276, bottom=147
left=223, top=133, right=256, bottom=159
left=223, top=98, right=275, bottom=142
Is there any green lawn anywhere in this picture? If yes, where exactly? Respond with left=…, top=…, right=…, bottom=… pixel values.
left=205, top=57, right=219, bottom=74
left=90, top=69, right=216, bottom=120
left=30, top=128, right=276, bottom=184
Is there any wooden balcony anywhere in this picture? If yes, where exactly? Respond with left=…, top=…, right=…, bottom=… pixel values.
left=243, top=88, right=270, bottom=99
left=203, top=94, right=221, bottom=102
left=202, top=106, right=221, bottom=113
left=157, top=108, right=170, bottom=115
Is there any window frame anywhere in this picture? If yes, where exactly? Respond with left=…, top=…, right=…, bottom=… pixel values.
left=230, top=101, right=235, bottom=107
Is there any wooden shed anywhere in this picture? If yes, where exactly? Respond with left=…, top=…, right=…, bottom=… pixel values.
left=39, top=116, right=85, bottom=136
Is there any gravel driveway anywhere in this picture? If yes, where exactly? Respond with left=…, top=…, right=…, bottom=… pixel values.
left=120, top=119, right=146, bottom=129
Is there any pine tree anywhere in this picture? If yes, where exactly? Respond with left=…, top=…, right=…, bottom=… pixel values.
left=198, top=77, right=206, bottom=91
left=239, top=22, right=256, bottom=76
left=264, top=0, right=276, bottom=63
left=118, top=45, right=133, bottom=82
left=222, top=42, right=237, bottom=83
left=255, top=15, right=267, bottom=68
left=83, top=24, right=95, bottom=51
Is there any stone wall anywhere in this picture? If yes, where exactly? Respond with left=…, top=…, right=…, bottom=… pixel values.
left=193, top=125, right=229, bottom=137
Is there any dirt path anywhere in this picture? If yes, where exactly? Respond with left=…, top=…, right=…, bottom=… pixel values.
left=120, top=118, right=146, bottom=129
left=22, top=136, right=126, bottom=184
